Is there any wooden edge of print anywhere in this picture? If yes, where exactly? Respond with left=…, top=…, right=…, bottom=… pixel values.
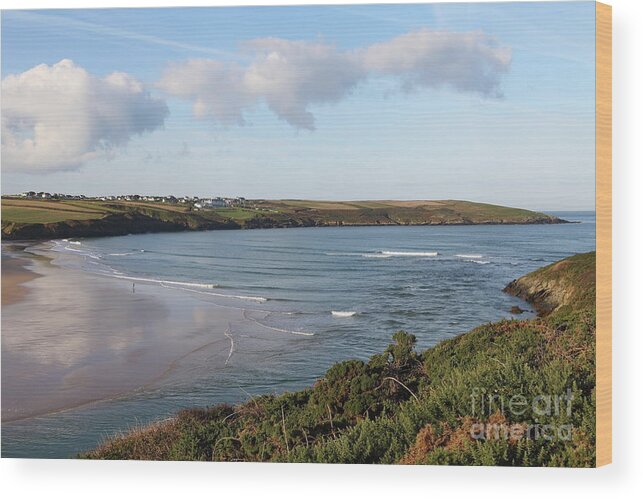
left=596, top=1, right=612, bottom=468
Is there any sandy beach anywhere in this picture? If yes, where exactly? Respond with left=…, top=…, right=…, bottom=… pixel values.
left=1, top=243, right=281, bottom=423
left=2, top=249, right=40, bottom=306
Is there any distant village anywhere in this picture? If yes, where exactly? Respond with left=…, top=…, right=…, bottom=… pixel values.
left=16, top=191, right=248, bottom=210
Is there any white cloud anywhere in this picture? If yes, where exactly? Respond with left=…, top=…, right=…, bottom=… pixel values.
left=242, top=38, right=365, bottom=129
left=361, top=29, right=512, bottom=96
left=158, top=29, right=511, bottom=130
left=158, top=59, right=252, bottom=127
left=1, top=31, right=510, bottom=173
left=159, top=39, right=364, bottom=129
left=2, top=59, right=168, bottom=173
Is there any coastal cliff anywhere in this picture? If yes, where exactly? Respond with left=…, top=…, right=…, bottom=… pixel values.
left=84, top=252, right=597, bottom=466
left=504, top=252, right=595, bottom=315
left=1, top=198, right=567, bottom=241
left=1, top=212, right=240, bottom=241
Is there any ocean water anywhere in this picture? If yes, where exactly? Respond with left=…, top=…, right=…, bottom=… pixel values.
left=2, top=212, right=595, bottom=458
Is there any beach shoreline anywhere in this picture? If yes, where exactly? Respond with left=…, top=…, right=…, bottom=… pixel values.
left=1, top=246, right=41, bottom=306
left=1, top=241, right=292, bottom=424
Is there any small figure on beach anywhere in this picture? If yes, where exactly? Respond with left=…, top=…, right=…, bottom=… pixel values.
left=132, top=282, right=135, bottom=294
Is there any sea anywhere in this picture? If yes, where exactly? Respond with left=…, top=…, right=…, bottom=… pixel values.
left=1, top=211, right=595, bottom=458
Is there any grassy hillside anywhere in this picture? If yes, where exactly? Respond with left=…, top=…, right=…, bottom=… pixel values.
left=84, top=252, right=596, bottom=466
left=1, top=197, right=566, bottom=240
left=504, top=252, right=595, bottom=315
left=1, top=198, right=244, bottom=240
left=254, top=199, right=564, bottom=226
left=1, top=199, right=113, bottom=223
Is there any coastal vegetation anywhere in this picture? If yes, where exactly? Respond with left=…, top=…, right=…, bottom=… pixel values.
left=84, top=252, right=596, bottom=466
left=504, top=253, right=596, bottom=315
left=1, top=197, right=566, bottom=240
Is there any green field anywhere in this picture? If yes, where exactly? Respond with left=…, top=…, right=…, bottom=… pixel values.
left=207, top=207, right=262, bottom=221
left=255, top=199, right=558, bottom=225
left=0, top=207, right=102, bottom=224
left=0, top=199, right=110, bottom=224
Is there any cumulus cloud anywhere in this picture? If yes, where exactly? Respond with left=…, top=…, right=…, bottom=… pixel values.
left=242, top=38, right=365, bottom=129
left=158, top=59, right=251, bottom=127
left=159, top=39, right=364, bottom=130
left=361, top=29, right=512, bottom=96
left=2, top=59, right=168, bottom=173
left=158, top=28, right=511, bottom=130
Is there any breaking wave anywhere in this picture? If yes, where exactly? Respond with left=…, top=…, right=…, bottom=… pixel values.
left=327, top=250, right=439, bottom=259
left=380, top=251, right=439, bottom=257
left=331, top=311, right=358, bottom=317
left=108, top=250, right=145, bottom=256
left=108, top=274, right=220, bottom=289
left=108, top=274, right=271, bottom=302
left=243, top=310, right=313, bottom=336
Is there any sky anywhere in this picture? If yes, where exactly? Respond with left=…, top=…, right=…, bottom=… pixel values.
left=1, top=2, right=596, bottom=210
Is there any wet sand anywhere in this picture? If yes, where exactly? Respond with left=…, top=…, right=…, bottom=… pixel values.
left=1, top=244, right=254, bottom=422
left=2, top=251, right=40, bottom=306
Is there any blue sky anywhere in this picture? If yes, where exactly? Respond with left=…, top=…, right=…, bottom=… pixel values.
left=1, top=2, right=596, bottom=210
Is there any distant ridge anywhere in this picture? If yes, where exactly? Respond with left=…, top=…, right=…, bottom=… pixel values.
left=1, top=197, right=568, bottom=241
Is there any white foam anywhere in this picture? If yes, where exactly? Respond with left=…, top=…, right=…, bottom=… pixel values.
left=158, top=283, right=270, bottom=311
left=362, top=253, right=393, bottom=258
left=380, top=251, right=438, bottom=257
left=57, top=243, right=101, bottom=260
left=456, top=254, right=483, bottom=259
left=108, top=274, right=232, bottom=291
left=207, top=290, right=267, bottom=302
left=52, top=243, right=263, bottom=302
left=243, top=310, right=313, bottom=336
left=224, top=326, right=235, bottom=366
left=331, top=311, right=358, bottom=317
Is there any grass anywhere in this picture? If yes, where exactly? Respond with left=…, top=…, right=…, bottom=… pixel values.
left=1, top=198, right=113, bottom=224
left=84, top=252, right=596, bottom=466
left=0, top=206, right=103, bottom=224
left=255, top=199, right=559, bottom=225
left=119, top=201, right=190, bottom=213
left=206, top=207, right=262, bottom=221
left=1, top=199, right=103, bottom=212
left=505, top=252, right=596, bottom=314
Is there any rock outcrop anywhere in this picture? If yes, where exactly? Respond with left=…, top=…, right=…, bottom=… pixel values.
left=504, top=252, right=596, bottom=315
left=1, top=212, right=240, bottom=241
